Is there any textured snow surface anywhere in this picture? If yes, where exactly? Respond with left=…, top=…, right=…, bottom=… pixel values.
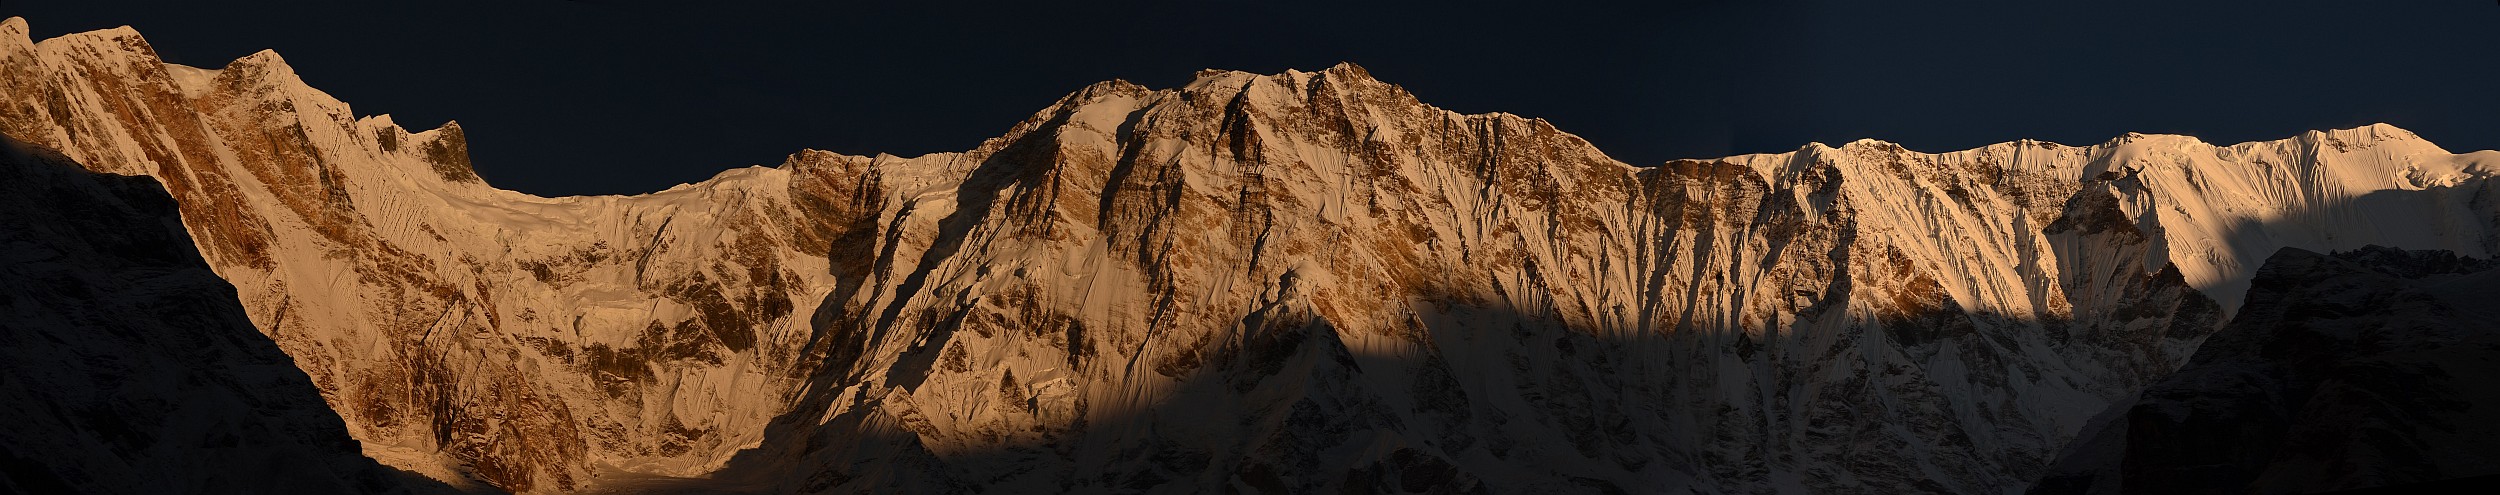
left=6, top=16, right=2500, bottom=494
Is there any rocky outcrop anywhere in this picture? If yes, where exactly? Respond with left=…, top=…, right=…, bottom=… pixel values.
left=2032, top=246, right=2500, bottom=494
left=0, top=134, right=447, bottom=493
left=6, top=16, right=2500, bottom=493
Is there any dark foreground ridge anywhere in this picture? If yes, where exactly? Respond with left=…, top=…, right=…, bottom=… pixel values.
left=2034, top=246, right=2500, bottom=494
left=0, top=135, right=456, bottom=494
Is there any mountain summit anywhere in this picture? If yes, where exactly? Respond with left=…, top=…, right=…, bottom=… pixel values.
left=5, top=17, right=2499, bottom=493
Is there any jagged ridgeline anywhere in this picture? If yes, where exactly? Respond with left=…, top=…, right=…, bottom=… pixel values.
left=5, top=16, right=2500, bottom=494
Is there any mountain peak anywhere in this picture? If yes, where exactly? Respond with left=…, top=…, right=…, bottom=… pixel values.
left=1840, top=137, right=1906, bottom=151
left=1, top=17, right=29, bottom=48
left=228, top=48, right=292, bottom=73
left=2314, top=122, right=2431, bottom=147
left=211, top=48, right=347, bottom=110
left=1071, top=78, right=1151, bottom=100
left=44, top=22, right=147, bottom=53
left=206, top=49, right=310, bottom=97
left=14, top=20, right=156, bottom=68
left=1177, top=63, right=1383, bottom=95
left=412, top=120, right=481, bottom=184
left=1321, top=61, right=1375, bottom=81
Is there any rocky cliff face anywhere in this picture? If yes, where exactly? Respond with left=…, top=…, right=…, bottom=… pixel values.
left=2032, top=246, right=2500, bottom=494
left=0, top=134, right=446, bottom=493
left=6, top=17, right=2500, bottom=494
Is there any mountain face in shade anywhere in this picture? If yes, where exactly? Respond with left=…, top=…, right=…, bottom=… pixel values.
left=0, top=135, right=447, bottom=493
left=7, top=16, right=2500, bottom=494
left=2031, top=246, right=2500, bottom=494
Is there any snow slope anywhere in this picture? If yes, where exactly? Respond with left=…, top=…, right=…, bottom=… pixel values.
left=5, top=16, right=2499, bottom=493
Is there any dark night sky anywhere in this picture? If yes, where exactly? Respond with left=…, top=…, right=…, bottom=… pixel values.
left=5, top=0, right=2496, bottom=196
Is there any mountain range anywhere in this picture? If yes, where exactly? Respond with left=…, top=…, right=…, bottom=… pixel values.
left=3, top=17, right=2496, bottom=494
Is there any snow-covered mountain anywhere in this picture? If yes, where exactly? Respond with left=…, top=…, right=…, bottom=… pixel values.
left=5, top=17, right=2499, bottom=493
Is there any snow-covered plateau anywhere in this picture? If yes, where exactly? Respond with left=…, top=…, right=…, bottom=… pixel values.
left=4, top=17, right=2498, bottom=494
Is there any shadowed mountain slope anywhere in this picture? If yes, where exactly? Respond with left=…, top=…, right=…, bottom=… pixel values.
left=2033, top=246, right=2500, bottom=494
left=0, top=134, right=455, bottom=493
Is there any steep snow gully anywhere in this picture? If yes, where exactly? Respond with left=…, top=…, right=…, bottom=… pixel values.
left=6, top=17, right=2500, bottom=494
